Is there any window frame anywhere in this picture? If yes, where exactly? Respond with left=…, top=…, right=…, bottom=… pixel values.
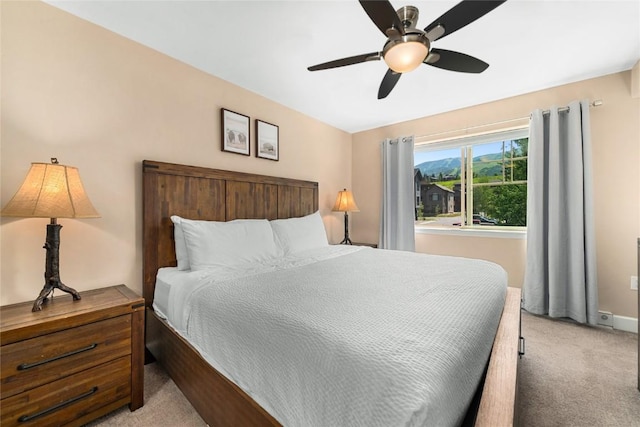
left=414, top=126, right=529, bottom=236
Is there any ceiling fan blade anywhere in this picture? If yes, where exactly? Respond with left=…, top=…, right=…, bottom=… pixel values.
left=378, top=69, right=402, bottom=99
left=424, top=1, right=506, bottom=41
left=425, top=48, right=489, bottom=73
left=359, top=0, right=405, bottom=37
left=308, top=52, right=381, bottom=71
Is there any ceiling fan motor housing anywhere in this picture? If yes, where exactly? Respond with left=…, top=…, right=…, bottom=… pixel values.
left=397, top=5, right=420, bottom=29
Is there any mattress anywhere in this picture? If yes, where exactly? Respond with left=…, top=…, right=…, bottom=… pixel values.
left=152, top=267, right=179, bottom=319
left=154, top=246, right=507, bottom=426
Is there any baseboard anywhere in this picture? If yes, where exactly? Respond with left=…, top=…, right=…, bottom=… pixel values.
left=613, top=315, right=638, bottom=333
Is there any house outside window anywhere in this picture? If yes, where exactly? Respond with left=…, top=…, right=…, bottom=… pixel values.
left=414, top=127, right=529, bottom=230
left=414, top=169, right=423, bottom=219
left=423, top=184, right=453, bottom=215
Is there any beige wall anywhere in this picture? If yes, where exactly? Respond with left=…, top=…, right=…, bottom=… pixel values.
left=353, top=72, right=640, bottom=319
left=0, top=1, right=352, bottom=305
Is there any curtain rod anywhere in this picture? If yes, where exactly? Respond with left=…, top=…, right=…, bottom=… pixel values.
left=415, top=99, right=603, bottom=142
left=541, top=99, right=603, bottom=115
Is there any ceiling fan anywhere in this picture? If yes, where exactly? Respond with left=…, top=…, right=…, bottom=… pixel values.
left=307, top=0, right=506, bottom=99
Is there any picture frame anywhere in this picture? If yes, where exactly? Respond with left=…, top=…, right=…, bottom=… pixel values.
left=256, top=119, right=279, bottom=161
left=221, top=108, right=250, bottom=156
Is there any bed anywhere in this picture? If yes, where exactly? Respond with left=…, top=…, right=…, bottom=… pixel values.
left=142, top=160, right=522, bottom=426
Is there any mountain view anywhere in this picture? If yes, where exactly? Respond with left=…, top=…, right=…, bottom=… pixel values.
left=416, top=153, right=503, bottom=179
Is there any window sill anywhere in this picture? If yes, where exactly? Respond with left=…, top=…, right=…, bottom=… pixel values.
left=415, top=226, right=526, bottom=239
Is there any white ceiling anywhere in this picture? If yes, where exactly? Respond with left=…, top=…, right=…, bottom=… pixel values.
left=46, top=0, right=640, bottom=134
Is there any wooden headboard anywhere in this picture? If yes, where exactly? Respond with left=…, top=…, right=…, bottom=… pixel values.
left=142, top=160, right=319, bottom=307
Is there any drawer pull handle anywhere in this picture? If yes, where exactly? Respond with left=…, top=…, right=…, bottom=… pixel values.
left=17, top=386, right=98, bottom=423
left=17, top=343, right=98, bottom=371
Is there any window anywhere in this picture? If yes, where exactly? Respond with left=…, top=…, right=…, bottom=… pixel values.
left=414, top=127, right=528, bottom=230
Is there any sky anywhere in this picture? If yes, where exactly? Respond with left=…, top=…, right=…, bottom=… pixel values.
left=414, top=141, right=507, bottom=166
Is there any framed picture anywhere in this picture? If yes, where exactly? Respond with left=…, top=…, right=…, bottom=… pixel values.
left=256, top=119, right=279, bottom=161
left=221, top=108, right=250, bottom=156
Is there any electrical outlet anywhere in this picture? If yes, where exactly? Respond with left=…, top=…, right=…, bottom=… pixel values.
left=597, top=311, right=613, bottom=327
left=631, top=276, right=638, bottom=291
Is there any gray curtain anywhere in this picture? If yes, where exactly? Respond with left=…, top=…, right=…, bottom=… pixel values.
left=523, top=100, right=598, bottom=325
left=380, top=136, right=415, bottom=251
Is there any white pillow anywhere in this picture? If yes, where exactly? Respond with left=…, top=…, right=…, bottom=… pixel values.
left=270, top=211, right=329, bottom=255
left=178, top=217, right=280, bottom=271
left=170, top=215, right=190, bottom=271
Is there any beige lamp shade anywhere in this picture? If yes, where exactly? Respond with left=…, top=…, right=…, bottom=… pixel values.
left=1, top=160, right=100, bottom=219
left=332, top=189, right=360, bottom=213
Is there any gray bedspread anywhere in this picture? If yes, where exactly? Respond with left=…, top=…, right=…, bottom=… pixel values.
left=173, top=246, right=507, bottom=426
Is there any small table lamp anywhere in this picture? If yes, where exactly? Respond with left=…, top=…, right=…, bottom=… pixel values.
left=332, top=188, right=359, bottom=245
left=1, top=158, right=100, bottom=311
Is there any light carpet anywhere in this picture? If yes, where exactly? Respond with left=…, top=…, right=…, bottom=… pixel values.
left=518, top=311, right=639, bottom=426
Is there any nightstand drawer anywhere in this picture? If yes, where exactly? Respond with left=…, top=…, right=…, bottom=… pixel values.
left=1, top=315, right=131, bottom=399
left=1, top=356, right=131, bottom=427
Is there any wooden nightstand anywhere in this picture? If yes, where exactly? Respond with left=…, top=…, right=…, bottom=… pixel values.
left=0, top=285, right=144, bottom=427
left=353, top=242, right=378, bottom=248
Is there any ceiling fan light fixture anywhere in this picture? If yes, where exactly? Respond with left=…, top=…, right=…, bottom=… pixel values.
left=382, top=34, right=430, bottom=73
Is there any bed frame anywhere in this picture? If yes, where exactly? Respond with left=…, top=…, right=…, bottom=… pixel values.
left=142, top=160, right=521, bottom=426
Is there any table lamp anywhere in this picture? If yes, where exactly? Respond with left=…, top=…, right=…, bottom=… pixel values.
left=1, top=158, right=100, bottom=311
left=332, top=188, right=359, bottom=245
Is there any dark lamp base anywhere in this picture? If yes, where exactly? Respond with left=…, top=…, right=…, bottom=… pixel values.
left=32, top=280, right=82, bottom=312
left=32, top=222, right=81, bottom=312
left=339, top=237, right=353, bottom=245
left=339, top=211, right=353, bottom=245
